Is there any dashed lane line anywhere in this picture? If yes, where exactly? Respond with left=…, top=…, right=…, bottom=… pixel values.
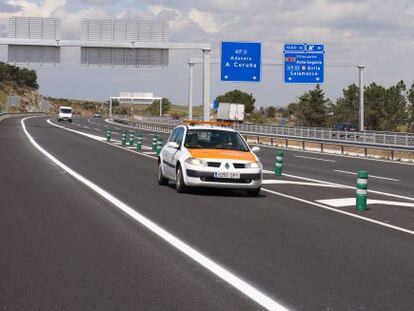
left=48, top=119, right=414, bottom=237
left=25, top=117, right=289, bottom=311
left=334, top=169, right=399, bottom=182
left=293, top=155, right=336, bottom=163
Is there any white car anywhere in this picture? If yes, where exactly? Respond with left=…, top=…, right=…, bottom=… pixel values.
left=58, top=106, right=73, bottom=123
left=158, top=122, right=262, bottom=196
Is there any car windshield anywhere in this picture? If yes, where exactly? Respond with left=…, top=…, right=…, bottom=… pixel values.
left=60, top=108, right=72, bottom=114
left=184, top=129, right=249, bottom=151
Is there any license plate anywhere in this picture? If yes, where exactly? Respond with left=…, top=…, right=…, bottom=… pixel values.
left=214, top=172, right=240, bottom=179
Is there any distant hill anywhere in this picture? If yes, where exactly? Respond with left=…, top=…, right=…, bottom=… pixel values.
left=0, top=62, right=42, bottom=112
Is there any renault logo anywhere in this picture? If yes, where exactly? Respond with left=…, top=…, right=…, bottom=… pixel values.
left=225, top=163, right=230, bottom=169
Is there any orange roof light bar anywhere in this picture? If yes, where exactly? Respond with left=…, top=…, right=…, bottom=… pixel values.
left=183, top=120, right=233, bottom=127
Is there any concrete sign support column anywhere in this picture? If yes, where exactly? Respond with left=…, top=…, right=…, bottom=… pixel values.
left=358, top=65, right=365, bottom=131
left=109, top=98, right=113, bottom=119
left=202, top=49, right=211, bottom=121
left=188, top=62, right=194, bottom=120
left=160, top=97, right=163, bottom=117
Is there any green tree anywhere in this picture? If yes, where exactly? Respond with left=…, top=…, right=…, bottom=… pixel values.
left=216, top=89, right=256, bottom=113
left=333, top=84, right=359, bottom=125
left=146, top=97, right=172, bottom=115
left=382, top=81, right=407, bottom=131
left=296, top=85, right=330, bottom=127
left=364, top=83, right=386, bottom=130
left=287, top=103, right=298, bottom=116
left=265, top=106, right=277, bottom=118
left=363, top=81, right=407, bottom=131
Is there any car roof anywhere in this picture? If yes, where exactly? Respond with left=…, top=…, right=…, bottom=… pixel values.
left=180, top=124, right=236, bottom=132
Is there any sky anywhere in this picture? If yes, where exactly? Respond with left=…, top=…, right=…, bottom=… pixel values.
left=0, top=0, right=413, bottom=108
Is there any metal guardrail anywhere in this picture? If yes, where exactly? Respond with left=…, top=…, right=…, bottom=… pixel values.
left=113, top=115, right=414, bottom=151
left=233, top=124, right=414, bottom=150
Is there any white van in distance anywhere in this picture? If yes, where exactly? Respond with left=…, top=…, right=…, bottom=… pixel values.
left=58, top=106, right=73, bottom=123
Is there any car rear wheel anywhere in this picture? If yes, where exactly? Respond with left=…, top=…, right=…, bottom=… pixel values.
left=157, top=162, right=168, bottom=186
left=176, top=165, right=187, bottom=193
left=246, top=187, right=261, bottom=197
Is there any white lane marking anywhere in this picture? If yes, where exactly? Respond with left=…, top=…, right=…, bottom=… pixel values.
left=262, top=169, right=414, bottom=203
left=316, top=198, right=414, bottom=208
left=83, top=126, right=89, bottom=129
left=48, top=119, right=106, bottom=141
left=143, top=151, right=157, bottom=155
left=255, top=143, right=414, bottom=166
left=94, top=128, right=101, bottom=131
left=48, top=119, right=414, bottom=236
left=23, top=117, right=287, bottom=311
left=293, top=155, right=336, bottom=163
left=48, top=119, right=157, bottom=160
left=76, top=124, right=81, bottom=127
left=262, top=180, right=344, bottom=188
left=334, top=170, right=399, bottom=182
left=87, top=118, right=96, bottom=125
left=105, top=119, right=168, bottom=135
left=261, top=188, right=414, bottom=236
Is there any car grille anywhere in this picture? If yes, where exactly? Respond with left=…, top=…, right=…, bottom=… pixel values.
left=200, top=177, right=252, bottom=184
left=207, top=162, right=246, bottom=169
left=233, top=163, right=246, bottom=169
left=207, top=162, right=221, bottom=167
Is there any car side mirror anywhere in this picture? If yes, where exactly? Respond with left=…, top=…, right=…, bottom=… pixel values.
left=251, top=146, right=260, bottom=153
left=167, top=141, right=180, bottom=149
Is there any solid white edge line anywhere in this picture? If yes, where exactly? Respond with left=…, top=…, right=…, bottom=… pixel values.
left=293, top=155, right=336, bottom=163
left=23, top=117, right=288, bottom=311
left=47, top=118, right=414, bottom=237
left=262, top=170, right=414, bottom=203
left=334, top=170, right=399, bottom=182
left=261, top=188, right=414, bottom=236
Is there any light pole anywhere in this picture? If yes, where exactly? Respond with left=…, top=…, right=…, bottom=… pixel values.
left=188, top=62, right=194, bottom=120
left=109, top=97, right=113, bottom=119
left=358, top=65, right=365, bottom=131
left=202, top=49, right=211, bottom=121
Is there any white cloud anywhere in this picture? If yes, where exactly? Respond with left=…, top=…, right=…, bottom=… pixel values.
left=1, top=0, right=414, bottom=107
left=188, top=9, right=220, bottom=34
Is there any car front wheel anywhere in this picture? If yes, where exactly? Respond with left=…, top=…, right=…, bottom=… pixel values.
left=157, top=162, right=168, bottom=186
left=175, top=165, right=187, bottom=193
left=246, top=187, right=261, bottom=197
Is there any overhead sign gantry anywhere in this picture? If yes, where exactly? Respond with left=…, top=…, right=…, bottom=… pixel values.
left=0, top=16, right=212, bottom=121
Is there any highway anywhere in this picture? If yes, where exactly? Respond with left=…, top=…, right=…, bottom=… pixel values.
left=2, top=115, right=414, bottom=310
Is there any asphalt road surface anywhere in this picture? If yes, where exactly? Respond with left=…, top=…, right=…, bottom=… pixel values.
left=2, top=115, right=414, bottom=311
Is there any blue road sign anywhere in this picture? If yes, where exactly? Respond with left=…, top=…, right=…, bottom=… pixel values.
left=211, top=99, right=219, bottom=112
left=284, top=43, right=324, bottom=84
left=221, top=41, right=261, bottom=82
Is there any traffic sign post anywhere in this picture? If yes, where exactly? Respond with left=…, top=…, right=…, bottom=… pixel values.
left=221, top=41, right=261, bottom=82
left=284, top=44, right=324, bottom=84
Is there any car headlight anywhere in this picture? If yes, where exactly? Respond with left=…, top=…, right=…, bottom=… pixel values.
left=245, top=161, right=261, bottom=168
left=185, top=157, right=207, bottom=167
